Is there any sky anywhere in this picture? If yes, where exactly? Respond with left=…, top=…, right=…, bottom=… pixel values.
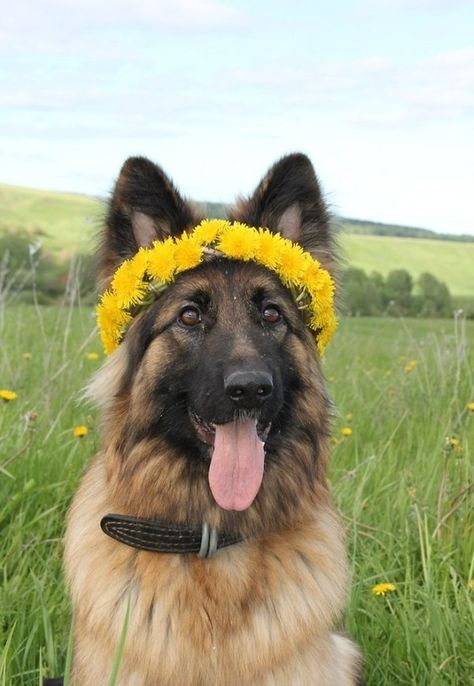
left=1, top=0, right=473, bottom=235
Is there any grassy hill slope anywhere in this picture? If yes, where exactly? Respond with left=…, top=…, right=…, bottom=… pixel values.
left=1, top=184, right=472, bottom=296
left=342, top=234, right=474, bottom=297
left=0, top=184, right=102, bottom=257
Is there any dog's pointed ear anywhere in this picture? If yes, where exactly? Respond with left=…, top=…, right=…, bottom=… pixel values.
left=98, top=157, right=198, bottom=289
left=229, top=153, right=336, bottom=275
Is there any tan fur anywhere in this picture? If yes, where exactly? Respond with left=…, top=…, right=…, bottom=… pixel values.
left=66, top=455, right=359, bottom=685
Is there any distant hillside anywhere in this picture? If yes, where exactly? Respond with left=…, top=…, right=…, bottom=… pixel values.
left=341, top=218, right=474, bottom=243
left=0, top=184, right=102, bottom=257
left=0, top=184, right=473, bottom=296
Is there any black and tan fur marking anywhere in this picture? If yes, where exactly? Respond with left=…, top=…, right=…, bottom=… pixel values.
left=64, top=154, right=362, bottom=684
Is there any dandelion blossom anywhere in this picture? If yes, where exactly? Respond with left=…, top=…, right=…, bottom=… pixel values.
left=468, top=402, right=474, bottom=412
left=174, top=235, right=202, bottom=272
left=0, top=389, right=17, bottom=401
left=341, top=427, right=352, bottom=437
left=372, top=582, right=396, bottom=596
left=111, top=259, right=147, bottom=308
left=217, top=224, right=258, bottom=261
left=73, top=425, right=88, bottom=438
left=147, top=238, right=176, bottom=282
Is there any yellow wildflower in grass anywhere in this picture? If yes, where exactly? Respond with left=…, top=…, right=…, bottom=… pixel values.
left=217, top=223, right=258, bottom=261
left=449, top=437, right=460, bottom=448
left=341, top=427, right=352, bottom=437
left=73, top=425, right=88, bottom=438
left=345, top=412, right=353, bottom=421
left=111, top=258, right=147, bottom=308
left=405, top=360, right=417, bottom=373
left=22, top=352, right=32, bottom=360
left=86, top=352, right=99, bottom=361
left=0, top=389, right=17, bottom=401
left=468, top=402, right=474, bottom=412
left=147, top=238, right=176, bottom=282
left=372, top=582, right=396, bottom=596
left=174, top=234, right=203, bottom=272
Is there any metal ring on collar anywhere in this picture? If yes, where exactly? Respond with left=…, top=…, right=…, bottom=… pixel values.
left=198, top=522, right=218, bottom=558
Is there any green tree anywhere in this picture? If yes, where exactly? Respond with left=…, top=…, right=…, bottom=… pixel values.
left=417, top=272, right=452, bottom=317
left=384, top=269, right=413, bottom=315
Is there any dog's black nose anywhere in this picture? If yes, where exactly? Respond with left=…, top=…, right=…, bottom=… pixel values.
left=224, top=370, right=273, bottom=408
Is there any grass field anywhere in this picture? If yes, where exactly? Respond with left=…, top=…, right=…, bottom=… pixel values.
left=1, top=299, right=473, bottom=685
left=1, top=183, right=473, bottom=296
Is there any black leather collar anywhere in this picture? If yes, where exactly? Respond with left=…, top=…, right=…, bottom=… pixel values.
left=100, top=514, right=242, bottom=558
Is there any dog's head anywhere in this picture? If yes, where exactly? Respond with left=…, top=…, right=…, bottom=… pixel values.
left=90, top=154, right=337, bottom=531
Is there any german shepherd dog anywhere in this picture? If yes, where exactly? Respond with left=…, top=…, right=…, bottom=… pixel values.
left=63, top=154, right=362, bottom=684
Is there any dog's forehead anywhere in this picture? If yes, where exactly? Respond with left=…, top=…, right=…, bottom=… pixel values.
left=172, top=260, right=289, bottom=303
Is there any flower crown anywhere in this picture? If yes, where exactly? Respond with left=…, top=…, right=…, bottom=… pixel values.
left=97, top=219, right=336, bottom=356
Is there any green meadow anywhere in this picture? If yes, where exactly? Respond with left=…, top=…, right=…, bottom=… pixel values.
left=0, top=301, right=472, bottom=685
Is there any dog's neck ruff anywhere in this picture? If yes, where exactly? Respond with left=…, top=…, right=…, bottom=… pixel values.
left=97, top=219, right=337, bottom=356
left=100, top=514, right=242, bottom=558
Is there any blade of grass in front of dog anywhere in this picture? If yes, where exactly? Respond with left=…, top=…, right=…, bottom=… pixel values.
left=0, top=622, right=16, bottom=686
left=107, top=589, right=132, bottom=686
left=62, top=610, right=75, bottom=686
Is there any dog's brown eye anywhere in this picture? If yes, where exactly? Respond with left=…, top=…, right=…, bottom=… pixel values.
left=178, top=307, right=201, bottom=327
left=262, top=306, right=281, bottom=324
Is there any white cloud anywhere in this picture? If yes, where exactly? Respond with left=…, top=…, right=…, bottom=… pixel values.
left=0, top=0, right=247, bottom=54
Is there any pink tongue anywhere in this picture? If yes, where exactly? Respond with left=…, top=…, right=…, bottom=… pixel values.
left=208, top=419, right=265, bottom=511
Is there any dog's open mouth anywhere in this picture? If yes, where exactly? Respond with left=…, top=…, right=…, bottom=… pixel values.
left=190, top=412, right=271, bottom=512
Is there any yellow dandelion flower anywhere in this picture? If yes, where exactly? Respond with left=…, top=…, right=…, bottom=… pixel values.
left=341, top=426, right=352, bottom=437
left=217, top=223, right=258, bottom=261
left=97, top=290, right=132, bottom=354
left=467, top=402, right=474, bottom=412
left=111, top=259, right=147, bottom=308
left=254, top=229, right=286, bottom=269
left=449, top=437, right=460, bottom=447
left=0, top=389, right=17, bottom=401
left=192, top=219, right=228, bottom=244
left=174, top=234, right=203, bottom=272
left=405, top=360, right=417, bottom=373
left=86, top=352, right=99, bottom=361
left=372, top=582, right=396, bottom=596
left=73, top=425, right=88, bottom=438
left=22, top=352, right=32, bottom=360
left=147, top=238, right=176, bottom=282
left=276, top=241, right=306, bottom=286
left=301, top=258, right=323, bottom=293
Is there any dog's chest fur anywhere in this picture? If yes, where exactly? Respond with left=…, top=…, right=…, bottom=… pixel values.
left=65, top=457, right=357, bottom=685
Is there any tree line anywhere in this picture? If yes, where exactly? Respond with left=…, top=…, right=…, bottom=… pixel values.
left=341, top=267, right=455, bottom=318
